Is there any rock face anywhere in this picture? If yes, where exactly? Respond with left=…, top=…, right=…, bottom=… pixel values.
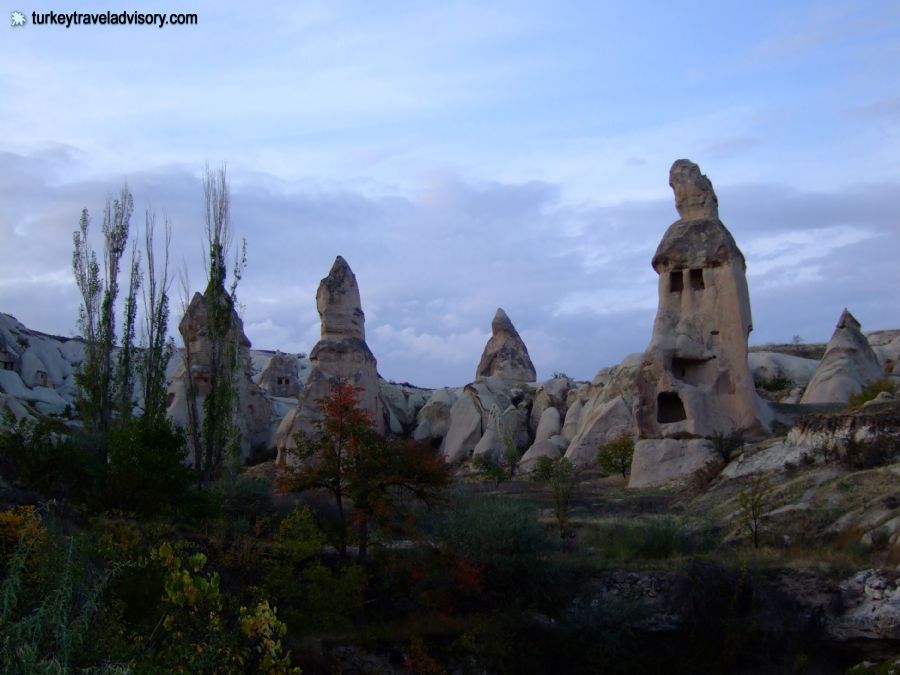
left=565, top=396, right=633, bottom=469
left=257, top=351, right=301, bottom=398
left=274, top=257, right=386, bottom=463
left=166, top=291, right=273, bottom=462
left=801, top=310, right=885, bottom=404
left=629, top=160, right=771, bottom=488
left=475, top=308, right=536, bottom=383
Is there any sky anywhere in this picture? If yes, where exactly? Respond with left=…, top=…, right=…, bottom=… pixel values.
left=1, top=0, right=899, bottom=388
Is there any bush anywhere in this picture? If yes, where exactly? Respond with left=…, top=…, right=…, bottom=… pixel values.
left=597, top=434, right=634, bottom=478
left=436, top=495, right=552, bottom=604
left=841, top=435, right=897, bottom=470
left=213, top=474, right=274, bottom=522
left=532, top=457, right=579, bottom=537
left=711, top=429, right=744, bottom=463
left=848, top=378, right=898, bottom=408
left=0, top=414, right=105, bottom=504
left=106, top=417, right=193, bottom=515
left=754, top=375, right=793, bottom=392
left=587, top=516, right=712, bottom=560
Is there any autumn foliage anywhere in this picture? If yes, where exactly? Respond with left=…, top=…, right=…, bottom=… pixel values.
left=280, top=381, right=451, bottom=563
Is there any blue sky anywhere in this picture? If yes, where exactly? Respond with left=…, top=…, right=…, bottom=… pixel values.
left=2, top=0, right=899, bottom=387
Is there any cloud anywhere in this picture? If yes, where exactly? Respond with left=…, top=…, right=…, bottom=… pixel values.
left=0, top=148, right=897, bottom=389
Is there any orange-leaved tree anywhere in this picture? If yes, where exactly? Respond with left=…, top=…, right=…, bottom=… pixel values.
left=280, top=381, right=450, bottom=563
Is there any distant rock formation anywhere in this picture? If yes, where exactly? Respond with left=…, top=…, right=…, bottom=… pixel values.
left=475, top=308, right=536, bottom=383
left=274, top=256, right=386, bottom=464
left=257, top=351, right=301, bottom=398
left=166, top=291, right=273, bottom=462
left=801, top=309, right=884, bottom=404
left=629, top=159, right=771, bottom=488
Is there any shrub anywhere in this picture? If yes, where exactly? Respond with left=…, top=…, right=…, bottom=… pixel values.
left=0, top=414, right=105, bottom=504
left=754, top=375, right=794, bottom=392
left=841, top=435, right=896, bottom=470
left=472, top=453, right=508, bottom=487
left=213, top=474, right=274, bottom=522
left=436, top=495, right=552, bottom=604
left=597, top=434, right=634, bottom=478
left=737, top=474, right=772, bottom=548
left=531, top=457, right=579, bottom=537
left=848, top=378, right=898, bottom=408
left=711, top=429, right=744, bottom=463
left=587, top=516, right=712, bottom=560
left=106, top=417, right=193, bottom=515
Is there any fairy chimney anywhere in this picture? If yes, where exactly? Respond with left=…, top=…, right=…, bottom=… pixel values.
left=629, top=160, right=771, bottom=487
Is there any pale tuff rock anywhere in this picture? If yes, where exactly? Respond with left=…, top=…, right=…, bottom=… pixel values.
left=534, top=406, right=561, bottom=443
left=628, top=438, right=717, bottom=489
left=413, top=388, right=460, bottom=445
left=439, top=376, right=525, bottom=464
left=867, top=330, right=900, bottom=376
left=274, top=257, right=386, bottom=463
left=380, top=380, right=432, bottom=436
left=530, top=375, right=574, bottom=435
left=564, top=396, right=633, bottom=469
left=560, top=398, right=584, bottom=441
left=629, top=160, right=771, bottom=488
left=166, top=291, right=273, bottom=461
left=519, top=435, right=569, bottom=473
left=801, top=309, right=885, bottom=404
left=475, top=308, right=536, bottom=383
left=257, top=351, right=301, bottom=398
left=747, top=351, right=820, bottom=389
left=551, top=355, right=640, bottom=469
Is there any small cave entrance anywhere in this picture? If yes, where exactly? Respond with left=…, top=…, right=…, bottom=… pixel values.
left=690, top=268, right=705, bottom=290
left=657, top=391, right=687, bottom=424
left=669, top=270, right=684, bottom=293
left=671, top=356, right=715, bottom=386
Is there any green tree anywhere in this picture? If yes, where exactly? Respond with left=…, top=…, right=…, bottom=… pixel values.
left=597, top=433, right=634, bottom=478
left=532, top=457, right=579, bottom=537
left=138, top=209, right=175, bottom=425
left=72, top=185, right=134, bottom=435
left=737, top=474, right=772, bottom=549
left=281, top=381, right=450, bottom=563
left=182, top=165, right=248, bottom=484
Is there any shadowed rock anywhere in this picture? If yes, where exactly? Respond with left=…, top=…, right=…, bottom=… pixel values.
left=475, top=308, right=536, bottom=383
left=274, top=256, right=385, bottom=463
left=801, top=309, right=884, bottom=404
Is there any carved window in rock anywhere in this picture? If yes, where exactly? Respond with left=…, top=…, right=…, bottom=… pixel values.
left=690, top=268, right=705, bottom=291
left=657, top=391, right=687, bottom=424
left=671, top=357, right=715, bottom=386
left=166, top=392, right=176, bottom=408
left=669, top=270, right=684, bottom=293
left=35, top=370, right=48, bottom=387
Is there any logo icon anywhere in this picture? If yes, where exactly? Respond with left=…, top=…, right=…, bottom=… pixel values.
left=11, top=11, right=26, bottom=27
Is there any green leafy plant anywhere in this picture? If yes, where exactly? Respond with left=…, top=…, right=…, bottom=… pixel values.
left=281, top=381, right=450, bottom=563
left=597, top=433, right=634, bottom=478
left=847, top=378, right=898, bottom=408
left=532, top=457, right=579, bottom=537
left=737, top=474, right=772, bottom=549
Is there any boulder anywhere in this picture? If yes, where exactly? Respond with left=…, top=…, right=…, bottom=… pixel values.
left=413, top=388, right=459, bottom=444
left=274, top=257, right=386, bottom=463
left=561, top=398, right=584, bottom=441
left=565, top=396, right=633, bottom=469
left=440, top=377, right=515, bottom=464
left=530, top=375, right=574, bottom=434
left=475, top=308, right=536, bottom=383
left=520, top=435, right=569, bottom=472
left=801, top=309, right=885, bottom=404
left=628, top=438, right=717, bottom=489
left=534, top=406, right=561, bottom=443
